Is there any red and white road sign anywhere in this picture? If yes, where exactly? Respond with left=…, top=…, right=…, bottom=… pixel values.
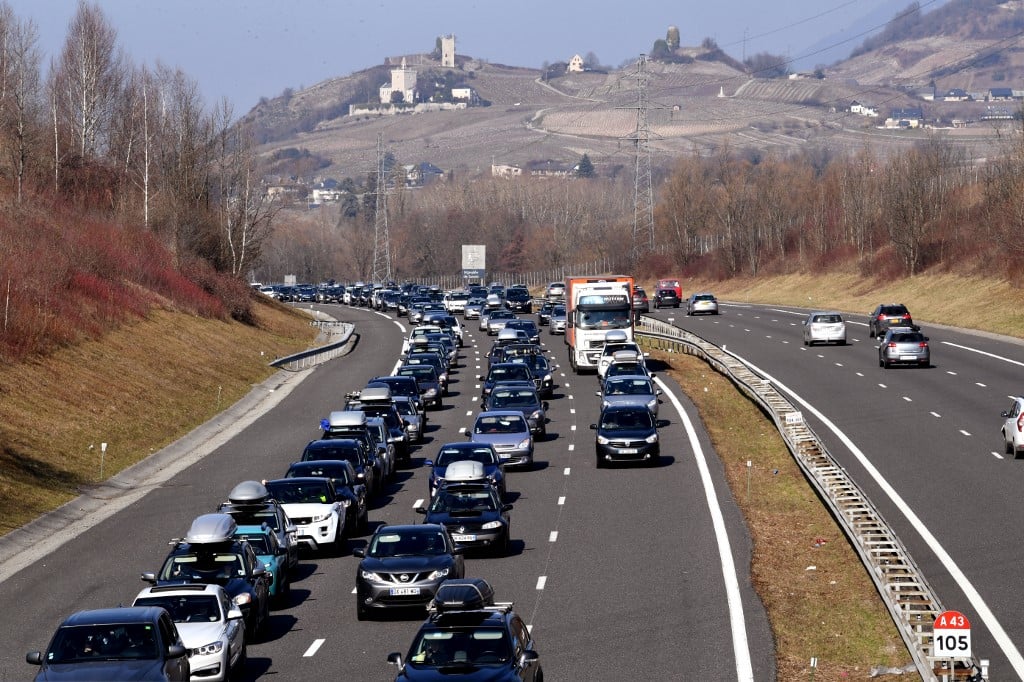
left=934, top=610, right=972, bottom=658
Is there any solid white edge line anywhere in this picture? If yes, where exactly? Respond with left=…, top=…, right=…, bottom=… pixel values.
left=303, top=639, right=325, bottom=657
left=729, top=352, right=1024, bottom=677
left=654, top=376, right=754, bottom=681
left=942, top=341, right=1024, bottom=368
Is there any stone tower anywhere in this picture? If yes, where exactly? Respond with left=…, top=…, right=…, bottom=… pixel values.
left=441, top=34, right=456, bottom=68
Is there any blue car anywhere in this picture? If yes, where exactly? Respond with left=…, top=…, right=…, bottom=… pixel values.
left=235, top=523, right=291, bottom=604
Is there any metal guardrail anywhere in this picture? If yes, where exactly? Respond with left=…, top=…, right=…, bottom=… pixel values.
left=269, top=321, right=356, bottom=371
left=634, top=314, right=982, bottom=682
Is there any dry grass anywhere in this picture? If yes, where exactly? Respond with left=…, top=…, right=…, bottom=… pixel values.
left=0, top=299, right=316, bottom=536
left=657, top=350, right=910, bottom=680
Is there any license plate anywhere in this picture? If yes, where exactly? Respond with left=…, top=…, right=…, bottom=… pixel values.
left=498, top=453, right=511, bottom=459
left=619, top=448, right=639, bottom=454
left=389, top=587, right=421, bottom=596
left=452, top=534, right=477, bottom=542
left=900, top=355, right=917, bottom=361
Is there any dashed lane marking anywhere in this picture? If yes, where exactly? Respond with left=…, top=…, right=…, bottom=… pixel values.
left=303, top=639, right=325, bottom=657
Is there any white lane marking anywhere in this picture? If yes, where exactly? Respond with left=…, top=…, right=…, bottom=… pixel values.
left=564, top=467, right=570, bottom=475
left=977, top=382, right=987, bottom=388
left=567, top=444, right=574, bottom=451
left=569, top=408, right=576, bottom=415
left=466, top=411, right=473, bottom=416
left=565, top=382, right=571, bottom=387
left=568, top=394, right=574, bottom=400
left=961, top=430, right=972, bottom=437
left=391, top=360, right=401, bottom=375
left=557, top=496, right=565, bottom=505
left=993, top=451, right=1005, bottom=460
left=413, top=499, right=424, bottom=509
left=816, top=354, right=824, bottom=359
left=942, top=341, right=1024, bottom=368
left=471, top=396, right=478, bottom=402
left=782, top=340, right=790, bottom=344
left=570, top=425, right=576, bottom=431
left=655, top=375, right=754, bottom=681
left=458, top=427, right=466, bottom=434
left=947, top=370, right=958, bottom=376
left=878, top=383, right=887, bottom=388
left=304, top=639, right=325, bottom=657
left=351, top=586, right=357, bottom=594
left=902, top=396, right=912, bottom=402
left=931, top=412, right=941, bottom=418
left=392, top=320, right=407, bottom=334
left=549, top=531, right=558, bottom=542
left=835, top=363, right=844, bottom=368
left=729, top=352, right=1024, bottom=678
left=766, top=335, right=772, bottom=339
left=536, top=576, right=547, bottom=590
left=855, top=372, right=864, bottom=377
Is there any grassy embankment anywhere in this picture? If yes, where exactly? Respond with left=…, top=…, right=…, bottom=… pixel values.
left=0, top=298, right=316, bottom=536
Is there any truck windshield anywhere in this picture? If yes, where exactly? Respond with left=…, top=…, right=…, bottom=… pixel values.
left=577, top=309, right=631, bottom=330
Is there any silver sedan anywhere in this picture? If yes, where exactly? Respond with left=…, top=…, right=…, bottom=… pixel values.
left=802, top=311, right=847, bottom=346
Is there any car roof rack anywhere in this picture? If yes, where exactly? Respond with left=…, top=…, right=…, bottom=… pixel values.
left=429, top=578, right=512, bottom=613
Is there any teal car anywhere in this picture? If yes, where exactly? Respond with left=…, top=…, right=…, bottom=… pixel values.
left=235, top=524, right=291, bottom=605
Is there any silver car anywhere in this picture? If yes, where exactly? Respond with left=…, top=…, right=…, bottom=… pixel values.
left=597, top=375, right=662, bottom=416
left=393, top=395, right=424, bottom=443
left=467, top=410, right=534, bottom=468
left=485, top=310, right=516, bottom=335
left=549, top=305, right=567, bottom=335
left=878, top=327, right=930, bottom=368
left=1001, top=397, right=1024, bottom=459
left=802, top=311, right=847, bottom=346
left=686, top=292, right=719, bottom=315
left=463, top=297, right=486, bottom=319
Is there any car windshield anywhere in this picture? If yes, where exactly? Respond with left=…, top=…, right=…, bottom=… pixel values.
left=47, top=623, right=160, bottom=663
left=304, top=444, right=361, bottom=465
left=399, top=366, right=437, bottom=381
left=409, top=627, right=512, bottom=666
left=161, top=552, right=244, bottom=582
left=288, top=464, right=352, bottom=486
left=134, top=595, right=221, bottom=624
left=369, top=530, right=449, bottom=557
left=265, top=481, right=331, bottom=504
left=605, top=379, right=653, bottom=395
left=474, top=415, right=527, bottom=434
left=430, top=488, right=498, bottom=513
left=577, top=309, right=631, bottom=330
left=489, top=389, right=539, bottom=409
left=436, top=447, right=497, bottom=467
left=552, top=306, right=566, bottom=316
left=237, top=534, right=271, bottom=554
left=489, top=367, right=531, bottom=382
left=813, top=314, right=842, bottom=323
left=222, top=507, right=282, bottom=532
left=600, top=409, right=655, bottom=430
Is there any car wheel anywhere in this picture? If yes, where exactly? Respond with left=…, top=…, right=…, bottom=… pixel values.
left=499, top=531, right=510, bottom=557
left=229, top=645, right=247, bottom=681
left=1004, top=435, right=1013, bottom=456
left=647, top=454, right=659, bottom=467
left=869, top=327, right=875, bottom=338
left=356, top=601, right=369, bottom=621
left=596, top=456, right=605, bottom=469
left=359, top=508, right=369, bottom=534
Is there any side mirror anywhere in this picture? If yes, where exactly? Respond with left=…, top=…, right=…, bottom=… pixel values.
left=353, top=548, right=366, bottom=558
left=595, top=391, right=601, bottom=397
left=542, top=402, right=549, bottom=411
left=387, top=652, right=404, bottom=668
left=415, top=506, right=427, bottom=514
left=656, top=389, right=663, bottom=395
left=26, top=651, right=43, bottom=665
left=1001, top=411, right=1010, bottom=418
left=425, top=460, right=434, bottom=467
left=656, top=419, right=670, bottom=428
left=141, top=572, right=157, bottom=584
left=227, top=607, right=244, bottom=621
left=502, top=504, right=514, bottom=512
left=521, top=650, right=540, bottom=666
left=167, top=644, right=188, bottom=659
left=589, top=424, right=597, bottom=430
left=252, top=565, right=266, bottom=577
left=465, top=430, right=472, bottom=437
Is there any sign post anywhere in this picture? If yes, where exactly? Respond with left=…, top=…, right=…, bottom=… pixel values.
left=462, top=245, right=485, bottom=283
left=933, top=610, right=971, bottom=681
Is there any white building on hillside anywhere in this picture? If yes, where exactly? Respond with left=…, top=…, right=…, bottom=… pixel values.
left=567, top=54, right=584, bottom=73
left=379, top=58, right=418, bottom=104
left=441, top=35, right=456, bottom=68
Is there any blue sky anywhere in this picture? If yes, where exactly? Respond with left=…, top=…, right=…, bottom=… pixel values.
left=14, top=0, right=900, bottom=113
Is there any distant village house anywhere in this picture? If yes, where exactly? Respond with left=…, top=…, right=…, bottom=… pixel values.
left=567, top=54, right=585, bottom=73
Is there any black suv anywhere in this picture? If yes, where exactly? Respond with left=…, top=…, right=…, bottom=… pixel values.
left=868, top=303, right=915, bottom=338
left=416, top=482, right=513, bottom=556
left=505, top=287, right=532, bottom=313
left=387, top=579, right=541, bottom=681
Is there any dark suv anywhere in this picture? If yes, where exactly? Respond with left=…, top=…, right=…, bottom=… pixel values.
left=387, top=579, right=541, bottom=681
left=868, top=304, right=915, bottom=338
left=505, top=287, right=532, bottom=313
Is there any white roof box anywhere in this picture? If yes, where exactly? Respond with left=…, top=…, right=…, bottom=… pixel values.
left=604, top=330, right=629, bottom=343
left=497, top=328, right=523, bottom=341
left=443, top=460, right=486, bottom=482
left=359, top=386, right=393, bottom=403
left=611, top=350, right=640, bottom=363
left=227, top=480, right=270, bottom=505
left=185, top=513, right=237, bottom=544
left=327, top=410, right=367, bottom=429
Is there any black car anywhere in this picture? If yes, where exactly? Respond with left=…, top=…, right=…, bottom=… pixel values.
left=302, top=438, right=379, bottom=498
left=537, top=300, right=555, bottom=326
left=868, top=303, right=915, bottom=338
left=505, top=287, right=533, bottom=313
left=416, top=482, right=513, bottom=556
left=478, top=362, right=535, bottom=399
left=217, top=480, right=300, bottom=572
left=142, top=514, right=271, bottom=640
left=632, top=286, right=650, bottom=313
left=26, top=607, right=190, bottom=681
left=506, top=352, right=556, bottom=398
left=353, top=524, right=465, bottom=620
left=397, top=364, right=443, bottom=409
left=405, top=352, right=450, bottom=394
left=387, top=579, right=541, bottom=681
left=590, top=404, right=661, bottom=467
left=427, top=442, right=507, bottom=499
left=368, top=376, right=426, bottom=417
left=284, top=459, right=369, bottom=535
left=503, top=319, right=540, bottom=344
left=652, top=288, right=681, bottom=309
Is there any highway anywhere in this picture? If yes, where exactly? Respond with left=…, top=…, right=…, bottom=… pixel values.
left=0, top=303, right=775, bottom=681
left=643, top=301, right=1024, bottom=679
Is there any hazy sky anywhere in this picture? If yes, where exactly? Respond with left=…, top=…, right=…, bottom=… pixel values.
left=14, top=0, right=901, bottom=114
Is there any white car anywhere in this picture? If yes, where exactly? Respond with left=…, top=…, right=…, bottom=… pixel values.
left=133, top=583, right=246, bottom=682
left=1001, top=397, right=1024, bottom=459
left=402, top=325, right=444, bottom=354
left=597, top=332, right=646, bottom=381
left=802, top=311, right=847, bottom=346
left=264, top=478, right=346, bottom=553
left=444, top=291, right=470, bottom=314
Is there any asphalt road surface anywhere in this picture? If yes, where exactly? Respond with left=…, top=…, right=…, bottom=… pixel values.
left=0, top=303, right=774, bottom=681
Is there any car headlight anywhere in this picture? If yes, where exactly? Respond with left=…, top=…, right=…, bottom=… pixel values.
left=647, top=398, right=658, bottom=410
left=517, top=438, right=532, bottom=449
left=596, top=435, right=610, bottom=445
left=424, top=388, right=438, bottom=398
left=543, top=374, right=552, bottom=382
left=233, top=593, right=252, bottom=606
left=481, top=520, right=504, bottom=530
left=340, top=499, right=351, bottom=508
left=361, top=570, right=384, bottom=582
left=192, top=640, right=224, bottom=656
left=311, top=513, right=333, bottom=523
left=645, top=433, right=659, bottom=443
left=530, top=410, right=543, bottom=421
left=427, top=567, right=450, bottom=580
left=602, top=401, right=610, bottom=410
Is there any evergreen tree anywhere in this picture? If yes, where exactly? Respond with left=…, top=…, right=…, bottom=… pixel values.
left=577, top=154, right=595, bottom=178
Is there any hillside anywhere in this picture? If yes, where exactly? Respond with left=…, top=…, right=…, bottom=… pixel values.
left=247, top=3, right=1024, bottom=180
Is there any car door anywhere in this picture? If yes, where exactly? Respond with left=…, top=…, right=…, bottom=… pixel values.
left=159, top=613, right=190, bottom=680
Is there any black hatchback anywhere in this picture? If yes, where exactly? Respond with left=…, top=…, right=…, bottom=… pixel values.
left=590, top=404, right=661, bottom=467
left=868, top=303, right=915, bottom=338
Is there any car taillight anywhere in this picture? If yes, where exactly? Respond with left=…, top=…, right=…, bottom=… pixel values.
left=902, top=314, right=911, bottom=320
left=919, top=342, right=928, bottom=348
left=1017, top=413, right=1024, bottom=433
left=877, top=314, right=886, bottom=320
left=887, top=342, right=897, bottom=348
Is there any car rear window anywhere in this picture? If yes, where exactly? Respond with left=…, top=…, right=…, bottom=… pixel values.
left=893, top=333, right=924, bottom=343
left=881, top=306, right=909, bottom=315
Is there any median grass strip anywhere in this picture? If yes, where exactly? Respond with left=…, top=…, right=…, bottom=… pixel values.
left=656, top=349, right=909, bottom=681
left=0, top=299, right=316, bottom=536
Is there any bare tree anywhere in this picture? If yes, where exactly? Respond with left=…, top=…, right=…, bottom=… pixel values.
left=54, top=1, right=124, bottom=159
left=2, top=11, right=41, bottom=204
